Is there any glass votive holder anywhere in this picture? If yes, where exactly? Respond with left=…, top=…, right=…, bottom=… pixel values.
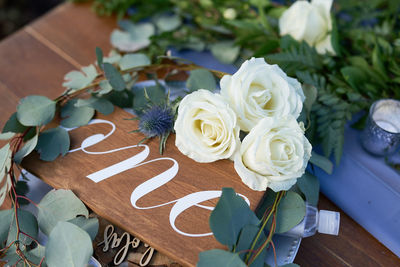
left=361, top=99, right=400, bottom=156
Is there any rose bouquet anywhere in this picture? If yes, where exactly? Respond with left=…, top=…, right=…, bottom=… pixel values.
left=175, top=58, right=312, bottom=193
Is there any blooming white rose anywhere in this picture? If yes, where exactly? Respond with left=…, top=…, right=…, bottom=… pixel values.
left=234, top=116, right=312, bottom=192
left=220, top=57, right=304, bottom=132
left=174, top=89, right=240, bottom=163
left=279, top=0, right=335, bottom=55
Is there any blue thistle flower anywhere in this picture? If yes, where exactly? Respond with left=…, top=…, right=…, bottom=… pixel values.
left=139, top=105, right=174, bottom=138
left=128, top=104, right=176, bottom=154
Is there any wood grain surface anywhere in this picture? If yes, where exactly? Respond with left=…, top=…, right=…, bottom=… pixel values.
left=0, top=2, right=399, bottom=266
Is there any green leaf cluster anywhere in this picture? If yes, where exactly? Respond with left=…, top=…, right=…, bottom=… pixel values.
left=199, top=188, right=306, bottom=267
left=1, top=189, right=98, bottom=266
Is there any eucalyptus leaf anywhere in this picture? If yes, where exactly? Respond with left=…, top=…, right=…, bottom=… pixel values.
left=111, top=21, right=155, bottom=52
left=0, top=132, right=15, bottom=140
left=2, top=251, right=21, bottom=266
left=104, top=63, right=126, bottom=91
left=275, top=192, right=306, bottom=234
left=210, top=41, right=240, bottom=64
left=2, top=112, right=27, bottom=134
left=62, top=64, right=98, bottom=90
left=68, top=216, right=99, bottom=241
left=37, top=189, right=89, bottom=236
left=0, top=143, right=12, bottom=206
left=14, top=133, right=38, bottom=164
left=25, top=244, right=46, bottom=266
left=103, top=50, right=122, bottom=64
left=197, top=249, right=246, bottom=267
left=118, top=53, right=150, bottom=71
left=296, top=172, right=320, bottom=206
left=186, top=69, right=216, bottom=92
left=97, top=80, right=113, bottom=95
left=209, top=188, right=259, bottom=247
left=6, top=209, right=38, bottom=253
left=155, top=14, right=181, bottom=32
left=61, top=99, right=95, bottom=128
left=0, top=209, right=12, bottom=248
left=35, top=127, right=70, bottom=162
left=46, top=221, right=93, bottom=267
left=96, top=47, right=104, bottom=70
left=309, top=151, right=333, bottom=174
left=104, top=90, right=133, bottom=108
left=17, top=95, right=56, bottom=126
left=75, top=97, right=114, bottom=115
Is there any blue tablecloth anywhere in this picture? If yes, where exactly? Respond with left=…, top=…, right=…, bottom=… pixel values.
left=170, top=48, right=400, bottom=257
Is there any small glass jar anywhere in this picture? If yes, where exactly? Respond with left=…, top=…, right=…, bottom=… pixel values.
left=361, top=99, right=400, bottom=156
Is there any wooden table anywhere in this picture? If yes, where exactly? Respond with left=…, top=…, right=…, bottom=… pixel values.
left=0, top=3, right=398, bottom=266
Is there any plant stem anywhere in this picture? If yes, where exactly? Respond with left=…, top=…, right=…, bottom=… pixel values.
left=245, top=191, right=285, bottom=264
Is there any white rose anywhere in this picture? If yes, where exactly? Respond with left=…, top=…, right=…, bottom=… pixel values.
left=234, top=116, right=312, bottom=192
left=220, top=57, right=304, bottom=132
left=174, top=89, right=240, bottom=163
left=279, top=0, right=335, bottom=55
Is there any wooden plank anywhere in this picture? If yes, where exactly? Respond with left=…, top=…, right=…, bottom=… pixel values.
left=27, top=2, right=115, bottom=67
left=0, top=30, right=75, bottom=99
left=21, top=108, right=265, bottom=267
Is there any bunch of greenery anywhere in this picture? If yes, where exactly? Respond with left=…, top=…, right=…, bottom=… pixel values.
left=79, top=0, right=400, bottom=165
left=0, top=188, right=98, bottom=266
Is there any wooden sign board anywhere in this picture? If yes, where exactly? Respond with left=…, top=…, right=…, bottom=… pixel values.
left=22, top=107, right=265, bottom=267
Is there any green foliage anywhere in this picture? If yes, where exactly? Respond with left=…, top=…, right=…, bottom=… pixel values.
left=67, top=216, right=99, bottom=241
left=14, top=133, right=38, bottom=164
left=186, top=69, right=217, bottom=92
left=96, top=46, right=104, bottom=70
left=0, top=143, right=12, bottom=206
left=256, top=189, right=306, bottom=234
left=132, top=84, right=166, bottom=114
left=118, top=53, right=151, bottom=71
left=75, top=97, right=114, bottom=115
left=35, top=127, right=70, bottom=161
left=2, top=113, right=27, bottom=134
left=0, top=132, right=15, bottom=140
left=45, top=221, right=93, bottom=267
left=2, top=188, right=97, bottom=266
left=61, top=99, right=95, bottom=128
left=209, top=188, right=259, bottom=247
left=17, top=95, right=56, bottom=126
left=273, top=192, right=306, bottom=234
left=6, top=209, right=38, bottom=253
left=110, top=20, right=155, bottom=52
left=104, top=89, right=133, bottom=108
left=0, top=209, right=13, bottom=248
left=235, top=224, right=266, bottom=266
left=37, top=189, right=89, bottom=236
left=155, top=14, right=182, bottom=33
left=266, top=41, right=322, bottom=75
left=104, top=62, right=126, bottom=91
left=309, top=151, right=333, bottom=174
left=296, top=172, right=320, bottom=206
left=210, top=41, right=240, bottom=64
left=62, top=64, right=98, bottom=90
left=197, top=249, right=247, bottom=267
